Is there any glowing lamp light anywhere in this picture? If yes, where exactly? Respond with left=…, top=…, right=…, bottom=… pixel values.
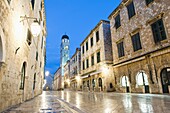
left=76, top=76, right=80, bottom=81
left=45, top=71, right=50, bottom=76
left=31, top=20, right=41, bottom=37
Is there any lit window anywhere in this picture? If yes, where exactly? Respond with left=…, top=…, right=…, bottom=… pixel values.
left=121, top=76, right=130, bottom=87
left=136, top=72, right=149, bottom=86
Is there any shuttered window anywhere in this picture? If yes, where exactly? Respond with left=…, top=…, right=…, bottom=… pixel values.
left=127, top=1, right=136, bottom=19
left=151, top=19, right=166, bottom=43
left=115, top=14, right=121, bottom=29
left=117, top=41, right=125, bottom=58
left=131, top=33, right=142, bottom=51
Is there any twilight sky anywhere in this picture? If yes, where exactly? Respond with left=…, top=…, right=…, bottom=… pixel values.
left=44, top=0, right=121, bottom=76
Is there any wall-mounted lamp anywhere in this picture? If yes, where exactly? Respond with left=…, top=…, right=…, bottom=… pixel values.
left=20, top=15, right=41, bottom=37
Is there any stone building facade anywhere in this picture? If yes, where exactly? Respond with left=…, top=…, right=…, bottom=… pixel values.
left=0, top=0, right=46, bottom=111
left=64, top=60, right=70, bottom=88
left=69, top=48, right=81, bottom=90
left=80, top=20, right=114, bottom=92
left=53, top=67, right=62, bottom=90
left=109, top=0, right=170, bottom=93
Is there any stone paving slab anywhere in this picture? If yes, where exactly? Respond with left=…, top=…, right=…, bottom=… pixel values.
left=2, top=92, right=76, bottom=113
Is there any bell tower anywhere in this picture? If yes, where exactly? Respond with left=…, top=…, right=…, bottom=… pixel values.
left=60, top=35, right=70, bottom=76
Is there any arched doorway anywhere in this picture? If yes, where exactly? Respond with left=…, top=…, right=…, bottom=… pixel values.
left=121, top=76, right=130, bottom=92
left=20, top=62, right=26, bottom=101
left=161, top=68, right=170, bottom=93
left=98, top=78, right=103, bottom=91
left=92, top=79, right=95, bottom=91
left=136, top=71, right=149, bottom=93
left=87, top=80, right=90, bottom=90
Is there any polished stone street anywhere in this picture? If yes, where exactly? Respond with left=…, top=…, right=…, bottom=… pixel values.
left=4, top=91, right=170, bottom=113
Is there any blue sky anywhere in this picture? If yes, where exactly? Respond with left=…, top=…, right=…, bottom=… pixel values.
left=45, top=0, right=121, bottom=76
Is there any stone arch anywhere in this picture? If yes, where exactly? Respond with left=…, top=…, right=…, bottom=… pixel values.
left=157, top=64, right=170, bottom=78
left=0, top=26, right=6, bottom=62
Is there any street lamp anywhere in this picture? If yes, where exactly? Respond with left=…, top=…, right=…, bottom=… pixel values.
left=20, top=15, right=41, bottom=37
left=45, top=71, right=54, bottom=90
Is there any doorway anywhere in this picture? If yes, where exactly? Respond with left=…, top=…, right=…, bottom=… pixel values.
left=161, top=68, right=170, bottom=93
left=98, top=78, right=103, bottom=91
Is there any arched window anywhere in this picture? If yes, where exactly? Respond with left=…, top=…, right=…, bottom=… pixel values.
left=136, top=71, right=149, bottom=86
left=121, top=76, right=130, bottom=87
left=20, top=62, right=26, bottom=90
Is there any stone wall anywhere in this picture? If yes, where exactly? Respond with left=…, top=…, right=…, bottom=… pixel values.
left=0, top=0, right=46, bottom=111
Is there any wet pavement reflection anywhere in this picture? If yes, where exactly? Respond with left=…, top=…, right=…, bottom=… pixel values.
left=52, top=91, right=170, bottom=113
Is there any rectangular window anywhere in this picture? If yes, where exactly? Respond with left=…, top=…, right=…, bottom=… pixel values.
left=27, top=30, right=32, bottom=46
left=131, top=33, right=142, bottom=51
left=82, top=46, right=84, bottom=54
left=117, top=41, right=125, bottom=58
left=31, top=0, right=35, bottom=10
left=86, top=41, right=88, bottom=51
left=127, top=1, right=136, bottom=19
left=41, top=37, right=43, bottom=49
left=96, top=31, right=99, bottom=42
left=7, top=0, right=11, bottom=4
left=83, top=61, right=85, bottom=70
left=86, top=59, right=89, bottom=68
left=91, top=37, right=93, bottom=47
left=145, top=0, right=154, bottom=5
left=91, top=55, right=94, bottom=66
left=33, top=73, right=36, bottom=90
left=97, top=51, right=100, bottom=63
left=151, top=19, right=167, bottom=43
left=115, top=14, right=121, bottom=29
left=36, top=52, right=38, bottom=61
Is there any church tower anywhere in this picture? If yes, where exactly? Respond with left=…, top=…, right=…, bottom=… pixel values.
left=60, top=35, right=70, bottom=76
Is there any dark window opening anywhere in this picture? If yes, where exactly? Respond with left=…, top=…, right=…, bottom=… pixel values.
left=127, top=1, right=136, bottom=19
left=91, top=37, right=93, bottom=47
left=31, top=0, right=35, bottom=10
left=151, top=19, right=167, bottom=43
left=86, top=41, right=88, bottom=51
left=20, top=62, right=26, bottom=90
left=83, top=61, right=85, bottom=70
left=86, top=59, right=89, bottom=68
left=117, top=41, right=125, bottom=58
left=96, top=31, right=99, bottom=42
left=97, top=51, right=100, bottom=63
left=36, top=52, right=38, bottom=61
left=33, top=73, right=36, bottom=90
left=27, top=30, right=32, bottom=45
left=145, top=0, right=154, bottom=5
left=131, top=33, right=142, bottom=51
left=115, top=14, right=121, bottom=29
left=82, top=46, right=84, bottom=54
left=91, top=55, right=94, bottom=66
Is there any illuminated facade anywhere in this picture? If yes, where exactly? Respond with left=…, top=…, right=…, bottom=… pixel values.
left=109, top=0, right=170, bottom=93
left=80, top=20, right=114, bottom=92
left=60, top=35, right=70, bottom=76
left=0, top=0, right=46, bottom=111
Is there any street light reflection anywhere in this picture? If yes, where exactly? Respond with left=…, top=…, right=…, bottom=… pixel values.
left=76, top=93, right=80, bottom=108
